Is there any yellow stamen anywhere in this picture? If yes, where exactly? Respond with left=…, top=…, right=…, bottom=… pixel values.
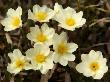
left=11, top=17, right=20, bottom=27
left=15, top=60, right=25, bottom=69
left=65, top=18, right=76, bottom=26
left=35, top=11, right=47, bottom=21
left=35, top=54, right=46, bottom=63
left=90, top=62, right=99, bottom=72
left=57, top=43, right=68, bottom=55
left=36, top=33, right=47, bottom=42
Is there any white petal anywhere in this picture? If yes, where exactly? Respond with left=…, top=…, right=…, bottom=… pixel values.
left=67, top=43, right=78, bottom=53
left=7, top=8, right=16, bottom=17
left=40, top=68, right=49, bottom=74
left=41, top=23, right=49, bottom=32
left=54, top=3, right=63, bottom=13
left=76, top=63, right=85, bottom=73
left=33, top=4, right=40, bottom=13
left=60, top=32, right=68, bottom=41
left=77, top=11, right=83, bottom=18
left=98, top=61, right=108, bottom=73
left=1, top=18, right=10, bottom=26
left=46, top=8, right=55, bottom=20
left=27, top=26, right=41, bottom=42
left=88, top=50, right=102, bottom=60
left=64, top=7, right=76, bottom=17
left=43, top=61, right=54, bottom=71
left=4, top=26, right=15, bottom=31
left=44, top=51, right=54, bottom=69
left=31, top=64, right=38, bottom=70
left=13, top=49, right=22, bottom=57
left=5, top=33, right=12, bottom=44
left=53, top=53, right=60, bottom=63
left=64, top=54, right=75, bottom=61
left=42, top=24, right=55, bottom=39
left=16, top=6, right=22, bottom=16
left=93, top=73, right=104, bottom=79
left=24, top=62, right=32, bottom=70
left=34, top=44, right=50, bottom=56
left=73, top=11, right=83, bottom=22
left=65, top=7, right=76, bottom=13
left=76, top=18, right=86, bottom=28
left=8, top=49, right=23, bottom=62
left=59, top=58, right=68, bottom=66
left=28, top=9, right=34, bottom=20
left=54, top=11, right=65, bottom=23
left=7, top=63, right=21, bottom=74
left=8, top=53, right=15, bottom=62
left=26, top=48, right=37, bottom=59
left=81, top=54, right=88, bottom=61
left=53, top=33, right=59, bottom=44
left=41, top=5, right=48, bottom=12
left=76, top=62, right=92, bottom=77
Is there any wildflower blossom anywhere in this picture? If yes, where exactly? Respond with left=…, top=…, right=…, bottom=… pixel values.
left=53, top=4, right=86, bottom=31
left=76, top=50, right=108, bottom=79
left=53, top=32, right=78, bottom=66
left=28, top=4, right=55, bottom=22
left=7, top=49, right=31, bottom=74
left=26, top=44, right=54, bottom=74
left=27, top=23, right=55, bottom=46
left=1, top=7, right=22, bottom=31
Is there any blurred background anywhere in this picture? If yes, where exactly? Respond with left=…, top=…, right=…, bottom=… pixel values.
left=0, top=0, right=110, bottom=82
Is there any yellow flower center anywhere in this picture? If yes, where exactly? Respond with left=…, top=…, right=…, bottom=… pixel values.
left=57, top=43, right=68, bottom=55
left=36, top=33, right=47, bottom=42
left=65, top=18, right=76, bottom=26
left=35, top=11, right=47, bottom=21
left=15, top=60, right=25, bottom=69
left=11, top=17, right=20, bottom=27
left=90, top=62, right=99, bottom=72
left=35, top=54, right=46, bottom=63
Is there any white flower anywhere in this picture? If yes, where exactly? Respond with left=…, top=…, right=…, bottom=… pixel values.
left=26, top=44, right=54, bottom=74
left=27, top=23, right=55, bottom=46
left=53, top=32, right=78, bottom=66
left=76, top=50, right=108, bottom=79
left=1, top=7, right=22, bottom=31
left=28, top=4, right=55, bottom=22
left=7, top=49, right=31, bottom=74
left=53, top=6, right=86, bottom=31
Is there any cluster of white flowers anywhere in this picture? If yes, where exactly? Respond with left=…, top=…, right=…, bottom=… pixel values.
left=1, top=3, right=86, bottom=31
left=1, top=3, right=108, bottom=79
left=7, top=27, right=78, bottom=74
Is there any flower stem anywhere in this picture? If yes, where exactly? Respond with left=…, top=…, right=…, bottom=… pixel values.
left=76, top=0, right=80, bottom=10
